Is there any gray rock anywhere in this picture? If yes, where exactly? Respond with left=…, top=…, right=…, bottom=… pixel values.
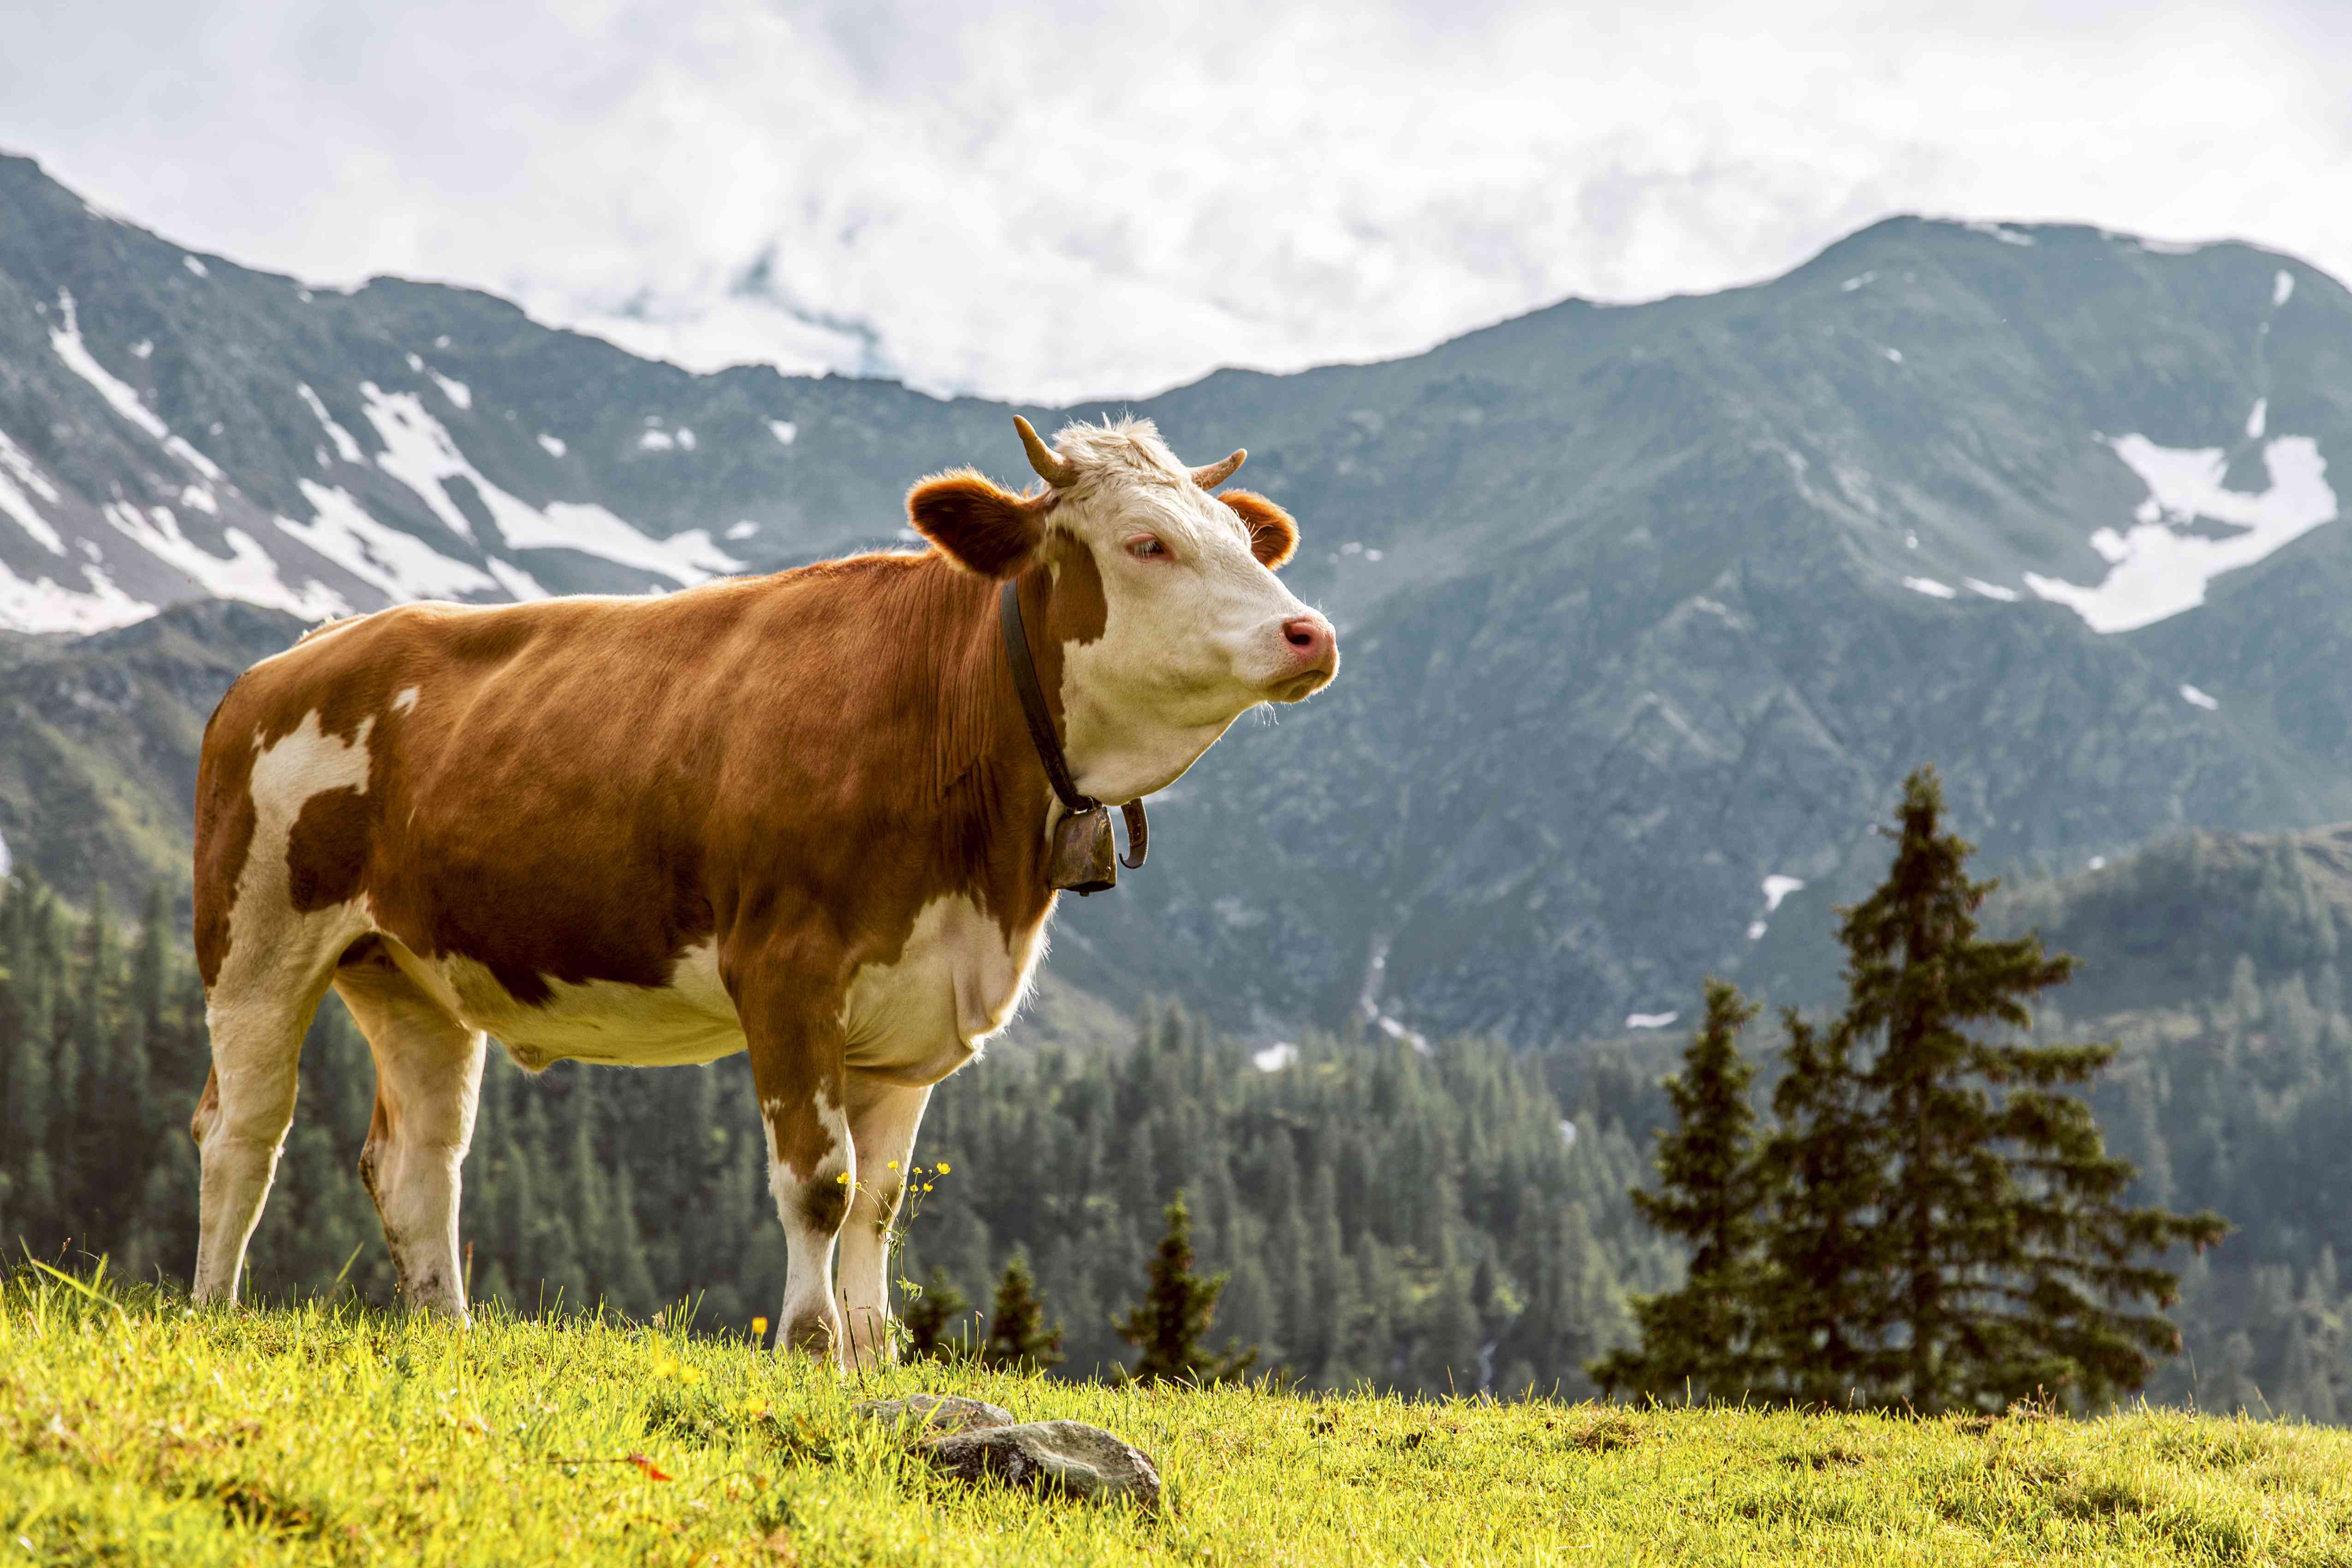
left=854, top=1394, right=1014, bottom=1438
left=920, top=1419, right=1162, bottom=1509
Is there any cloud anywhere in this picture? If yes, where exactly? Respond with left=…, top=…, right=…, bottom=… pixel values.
left=5, top=0, right=2347, bottom=401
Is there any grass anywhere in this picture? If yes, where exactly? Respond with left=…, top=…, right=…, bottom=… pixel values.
left=6, top=1271, right=2352, bottom=1565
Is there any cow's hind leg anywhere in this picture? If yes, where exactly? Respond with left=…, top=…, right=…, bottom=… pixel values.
left=335, top=938, right=486, bottom=1320
left=836, top=1077, right=933, bottom=1369
left=190, top=969, right=334, bottom=1305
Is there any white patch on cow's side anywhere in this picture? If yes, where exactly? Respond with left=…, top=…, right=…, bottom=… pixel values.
left=839, top=893, right=1045, bottom=1085
left=210, top=710, right=381, bottom=1006
left=442, top=939, right=743, bottom=1073
left=391, top=686, right=420, bottom=714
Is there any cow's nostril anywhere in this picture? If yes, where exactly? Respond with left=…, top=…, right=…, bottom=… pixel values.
left=1283, top=616, right=1324, bottom=651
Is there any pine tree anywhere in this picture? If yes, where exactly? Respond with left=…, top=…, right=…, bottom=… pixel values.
left=1590, top=978, right=1766, bottom=1402
left=1752, top=1008, right=1889, bottom=1407
left=900, top=1265, right=975, bottom=1361
left=1768, top=768, right=2227, bottom=1412
left=980, top=1253, right=1065, bottom=1373
left=1117, top=1193, right=1258, bottom=1385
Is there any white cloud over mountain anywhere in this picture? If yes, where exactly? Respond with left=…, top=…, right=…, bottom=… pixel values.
left=5, top=0, right=2348, bottom=402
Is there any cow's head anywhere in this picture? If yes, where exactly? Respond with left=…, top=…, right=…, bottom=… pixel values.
left=908, top=416, right=1338, bottom=801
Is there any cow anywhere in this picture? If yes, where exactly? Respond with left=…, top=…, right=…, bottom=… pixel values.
left=186, top=416, right=1337, bottom=1364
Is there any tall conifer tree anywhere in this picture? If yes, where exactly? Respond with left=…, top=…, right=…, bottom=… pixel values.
left=1591, top=979, right=1766, bottom=1401
left=1769, top=768, right=2227, bottom=1411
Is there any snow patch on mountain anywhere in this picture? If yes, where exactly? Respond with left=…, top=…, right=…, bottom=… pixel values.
left=0, top=426, right=65, bottom=555
left=104, top=501, right=345, bottom=621
left=2247, top=399, right=2268, bottom=440
left=431, top=373, right=473, bottom=411
left=278, top=483, right=500, bottom=602
left=1902, top=576, right=1954, bottom=598
left=2275, top=270, right=2295, bottom=307
left=49, top=291, right=223, bottom=480
left=2025, top=435, right=2338, bottom=633
left=1965, top=220, right=2036, bottom=246
left=2180, top=684, right=2220, bottom=710
left=0, top=560, right=154, bottom=635
left=537, top=434, right=566, bottom=457
left=356, top=385, right=740, bottom=585
left=297, top=384, right=365, bottom=464
left=1963, top=578, right=2020, bottom=601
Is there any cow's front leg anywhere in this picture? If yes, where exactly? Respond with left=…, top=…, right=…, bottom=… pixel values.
left=738, top=974, right=855, bottom=1363
left=836, top=1076, right=934, bottom=1370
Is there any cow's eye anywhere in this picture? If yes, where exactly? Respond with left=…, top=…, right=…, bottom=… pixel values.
left=1125, top=535, right=1170, bottom=561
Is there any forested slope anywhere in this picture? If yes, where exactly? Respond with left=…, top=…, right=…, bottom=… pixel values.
left=7, top=821, right=2352, bottom=1417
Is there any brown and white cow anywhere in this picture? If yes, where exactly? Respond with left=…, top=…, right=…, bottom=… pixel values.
left=187, top=416, right=1335, bottom=1363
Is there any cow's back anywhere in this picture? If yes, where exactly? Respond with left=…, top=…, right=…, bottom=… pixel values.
left=193, top=583, right=777, bottom=1005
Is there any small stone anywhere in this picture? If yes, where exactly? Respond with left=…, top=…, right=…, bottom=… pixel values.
left=853, top=1394, right=1014, bottom=1438
left=920, top=1420, right=1162, bottom=1509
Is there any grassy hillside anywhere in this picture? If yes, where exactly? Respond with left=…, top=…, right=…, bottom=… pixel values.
left=6, top=1275, right=2351, bottom=1565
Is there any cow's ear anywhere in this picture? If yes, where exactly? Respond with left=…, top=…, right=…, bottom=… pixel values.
left=1220, top=490, right=1297, bottom=570
left=907, top=469, right=1044, bottom=578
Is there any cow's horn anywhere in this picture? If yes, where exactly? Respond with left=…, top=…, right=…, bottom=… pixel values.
left=1191, top=449, right=1246, bottom=488
left=1013, top=416, right=1079, bottom=489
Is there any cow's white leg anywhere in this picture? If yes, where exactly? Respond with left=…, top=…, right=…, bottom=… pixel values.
left=335, top=941, right=485, bottom=1320
left=190, top=980, right=327, bottom=1305
left=836, top=1076, right=933, bottom=1370
left=762, top=1081, right=852, bottom=1360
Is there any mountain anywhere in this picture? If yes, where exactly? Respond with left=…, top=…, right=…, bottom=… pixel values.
left=3, top=150, right=2349, bottom=1043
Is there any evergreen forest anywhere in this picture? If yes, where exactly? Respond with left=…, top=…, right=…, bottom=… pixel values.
left=4, top=836, right=2351, bottom=1417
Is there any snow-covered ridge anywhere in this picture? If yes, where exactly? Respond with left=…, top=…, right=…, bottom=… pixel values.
left=2026, top=428, right=2338, bottom=634
left=3, top=286, right=756, bottom=633
left=48, top=290, right=223, bottom=481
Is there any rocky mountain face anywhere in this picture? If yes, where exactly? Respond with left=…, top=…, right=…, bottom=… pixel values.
left=2, top=150, right=2347, bottom=1043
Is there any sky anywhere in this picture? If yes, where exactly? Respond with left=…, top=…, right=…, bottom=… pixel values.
left=4, top=0, right=2349, bottom=403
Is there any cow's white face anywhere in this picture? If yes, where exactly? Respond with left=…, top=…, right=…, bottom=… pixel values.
left=907, top=417, right=1338, bottom=803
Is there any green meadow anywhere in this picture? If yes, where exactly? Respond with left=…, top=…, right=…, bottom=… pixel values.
left=5, top=1272, right=2351, bottom=1566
